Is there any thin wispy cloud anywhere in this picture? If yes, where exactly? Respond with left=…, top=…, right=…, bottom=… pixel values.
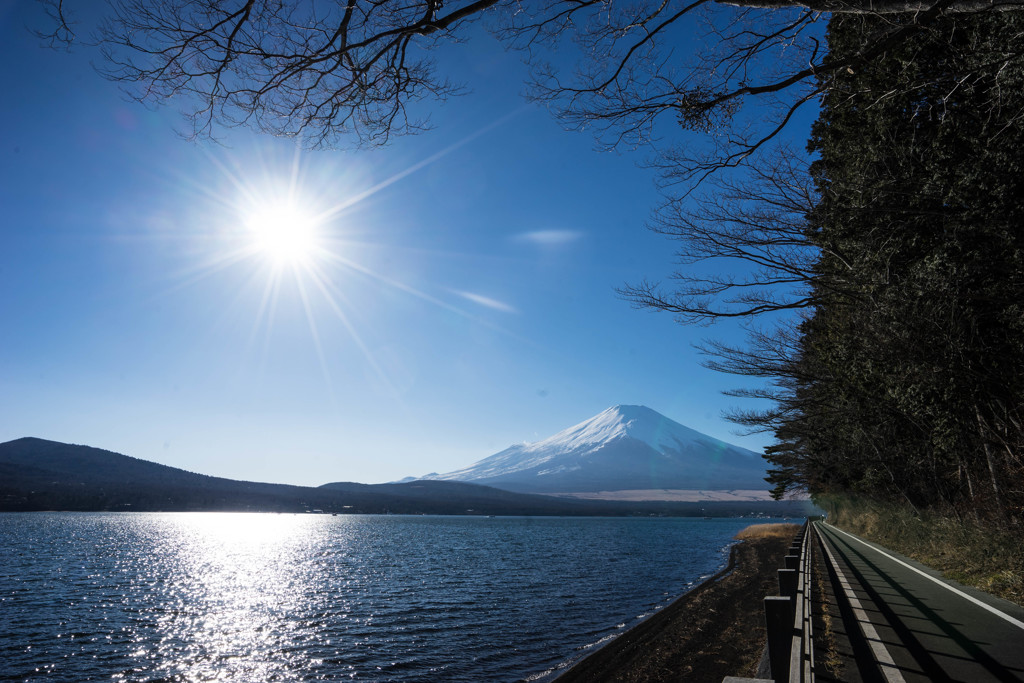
left=513, top=230, right=584, bottom=247
left=453, top=291, right=518, bottom=314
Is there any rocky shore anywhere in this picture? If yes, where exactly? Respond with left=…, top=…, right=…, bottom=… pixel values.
left=554, top=533, right=793, bottom=682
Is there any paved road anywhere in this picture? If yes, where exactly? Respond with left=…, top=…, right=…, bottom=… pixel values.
left=814, top=521, right=1024, bottom=682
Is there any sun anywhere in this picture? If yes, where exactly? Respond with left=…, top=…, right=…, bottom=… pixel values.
left=245, top=200, right=321, bottom=266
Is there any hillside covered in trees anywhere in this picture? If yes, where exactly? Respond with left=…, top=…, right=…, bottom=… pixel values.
left=759, top=12, right=1024, bottom=527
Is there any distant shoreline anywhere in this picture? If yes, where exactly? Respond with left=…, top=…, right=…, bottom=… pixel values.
left=2, top=438, right=818, bottom=517
left=551, top=488, right=808, bottom=502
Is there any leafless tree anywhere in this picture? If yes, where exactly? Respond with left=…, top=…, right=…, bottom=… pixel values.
left=38, top=0, right=1024, bottom=186
left=618, top=146, right=821, bottom=324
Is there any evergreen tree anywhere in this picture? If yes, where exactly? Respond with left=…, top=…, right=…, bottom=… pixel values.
left=770, top=11, right=1024, bottom=522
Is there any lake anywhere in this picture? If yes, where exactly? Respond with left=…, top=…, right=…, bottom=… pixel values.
left=0, top=513, right=773, bottom=681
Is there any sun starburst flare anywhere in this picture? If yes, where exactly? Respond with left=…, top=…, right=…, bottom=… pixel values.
left=155, top=137, right=528, bottom=403
left=245, top=201, right=321, bottom=266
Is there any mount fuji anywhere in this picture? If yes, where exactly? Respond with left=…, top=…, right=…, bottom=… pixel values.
left=422, top=405, right=769, bottom=497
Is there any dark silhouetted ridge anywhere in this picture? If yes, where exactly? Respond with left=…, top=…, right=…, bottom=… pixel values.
left=0, top=437, right=814, bottom=517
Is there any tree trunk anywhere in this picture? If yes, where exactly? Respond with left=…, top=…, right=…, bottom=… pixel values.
left=975, top=407, right=1006, bottom=519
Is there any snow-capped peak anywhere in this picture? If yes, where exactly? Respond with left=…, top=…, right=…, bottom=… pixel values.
left=418, top=405, right=766, bottom=493
left=525, top=404, right=707, bottom=454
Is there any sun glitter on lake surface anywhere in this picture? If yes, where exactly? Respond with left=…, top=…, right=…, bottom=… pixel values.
left=0, top=513, right=779, bottom=682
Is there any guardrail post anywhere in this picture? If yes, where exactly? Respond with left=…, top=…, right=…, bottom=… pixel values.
left=778, top=568, right=798, bottom=599
left=784, top=554, right=800, bottom=570
left=764, top=595, right=794, bottom=683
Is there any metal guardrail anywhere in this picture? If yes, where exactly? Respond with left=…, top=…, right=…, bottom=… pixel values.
left=723, top=519, right=815, bottom=683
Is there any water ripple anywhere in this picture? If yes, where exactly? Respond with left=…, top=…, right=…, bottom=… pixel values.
left=1, top=513, right=766, bottom=682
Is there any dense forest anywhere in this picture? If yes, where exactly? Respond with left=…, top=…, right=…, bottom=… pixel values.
left=760, top=11, right=1024, bottom=526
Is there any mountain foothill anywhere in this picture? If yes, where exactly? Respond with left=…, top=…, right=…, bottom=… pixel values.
left=0, top=406, right=812, bottom=517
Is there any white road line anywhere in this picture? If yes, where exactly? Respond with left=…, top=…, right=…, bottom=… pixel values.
left=815, top=525, right=907, bottom=683
left=823, top=523, right=1024, bottom=631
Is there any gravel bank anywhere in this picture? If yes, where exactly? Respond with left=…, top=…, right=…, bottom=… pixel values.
left=554, top=534, right=792, bottom=682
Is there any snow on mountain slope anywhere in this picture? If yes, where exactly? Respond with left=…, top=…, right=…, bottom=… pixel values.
left=423, top=405, right=768, bottom=494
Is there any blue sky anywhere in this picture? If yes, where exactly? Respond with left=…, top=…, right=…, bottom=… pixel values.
left=1, top=1, right=786, bottom=486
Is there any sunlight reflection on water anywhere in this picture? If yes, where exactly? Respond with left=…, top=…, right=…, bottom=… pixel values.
left=127, top=514, right=327, bottom=682
left=0, top=513, right=763, bottom=682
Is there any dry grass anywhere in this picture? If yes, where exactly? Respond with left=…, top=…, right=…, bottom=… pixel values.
left=814, top=553, right=844, bottom=678
left=734, top=522, right=801, bottom=540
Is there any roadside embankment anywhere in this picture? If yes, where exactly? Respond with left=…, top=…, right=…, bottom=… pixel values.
left=555, top=523, right=799, bottom=683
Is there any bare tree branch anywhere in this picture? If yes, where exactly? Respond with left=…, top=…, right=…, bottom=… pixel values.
left=36, top=0, right=1022, bottom=162
left=618, top=144, right=824, bottom=324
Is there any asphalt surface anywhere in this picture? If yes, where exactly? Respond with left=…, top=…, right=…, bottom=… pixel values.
left=814, top=521, right=1024, bottom=682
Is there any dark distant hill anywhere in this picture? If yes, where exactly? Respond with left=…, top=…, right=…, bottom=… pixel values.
left=0, top=437, right=320, bottom=512
left=0, top=437, right=816, bottom=517
left=0, top=437, right=593, bottom=514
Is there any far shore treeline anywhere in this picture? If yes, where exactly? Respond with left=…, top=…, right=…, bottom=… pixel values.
left=0, top=438, right=815, bottom=518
